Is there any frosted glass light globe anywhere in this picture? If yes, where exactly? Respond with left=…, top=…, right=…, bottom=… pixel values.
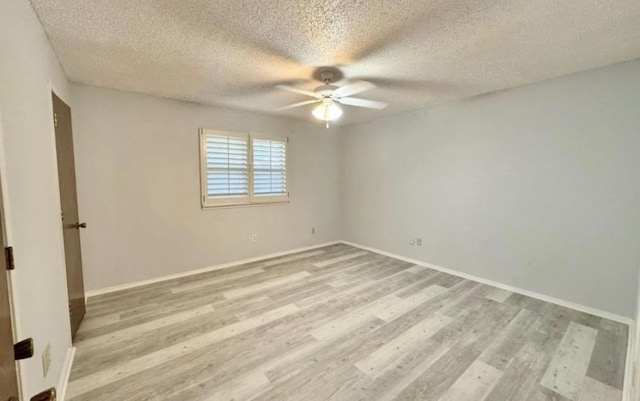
left=312, top=99, right=343, bottom=121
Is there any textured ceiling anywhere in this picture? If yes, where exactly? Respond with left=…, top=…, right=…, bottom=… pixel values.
left=31, top=0, right=640, bottom=125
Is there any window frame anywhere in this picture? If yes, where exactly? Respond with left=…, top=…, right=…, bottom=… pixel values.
left=199, top=129, right=289, bottom=208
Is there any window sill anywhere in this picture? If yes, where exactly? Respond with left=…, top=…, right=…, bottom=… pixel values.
left=201, top=200, right=290, bottom=210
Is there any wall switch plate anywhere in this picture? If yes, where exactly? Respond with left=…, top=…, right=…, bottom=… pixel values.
left=251, top=234, right=258, bottom=242
left=409, top=238, right=415, bottom=245
left=42, top=343, right=51, bottom=378
left=416, top=238, right=422, bottom=246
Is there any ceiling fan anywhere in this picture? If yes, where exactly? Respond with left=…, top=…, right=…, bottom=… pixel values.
left=276, top=70, right=388, bottom=127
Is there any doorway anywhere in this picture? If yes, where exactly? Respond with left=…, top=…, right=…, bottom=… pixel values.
left=52, top=92, right=86, bottom=338
left=0, top=190, right=19, bottom=401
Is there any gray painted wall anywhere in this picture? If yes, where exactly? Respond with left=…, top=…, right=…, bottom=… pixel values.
left=341, top=60, right=640, bottom=317
left=0, top=0, right=73, bottom=397
left=70, top=84, right=342, bottom=291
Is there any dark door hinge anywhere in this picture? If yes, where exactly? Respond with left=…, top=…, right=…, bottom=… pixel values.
left=53, top=113, right=58, bottom=128
left=31, top=388, right=56, bottom=401
left=14, top=338, right=34, bottom=360
left=5, top=246, right=15, bottom=270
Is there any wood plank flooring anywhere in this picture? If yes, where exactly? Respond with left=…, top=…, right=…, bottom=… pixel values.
left=68, top=244, right=629, bottom=401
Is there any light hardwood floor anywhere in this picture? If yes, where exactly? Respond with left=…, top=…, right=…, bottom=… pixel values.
left=68, top=244, right=628, bottom=401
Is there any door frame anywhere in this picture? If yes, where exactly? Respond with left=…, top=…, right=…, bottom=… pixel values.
left=0, top=104, right=23, bottom=400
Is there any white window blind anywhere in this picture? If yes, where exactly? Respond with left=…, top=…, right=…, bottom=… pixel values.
left=200, top=129, right=289, bottom=207
left=252, top=137, right=287, bottom=200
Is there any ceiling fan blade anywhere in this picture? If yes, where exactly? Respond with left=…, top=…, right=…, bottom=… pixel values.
left=275, top=99, right=320, bottom=111
left=276, top=84, right=318, bottom=98
left=333, top=80, right=376, bottom=97
left=338, top=97, right=388, bottom=110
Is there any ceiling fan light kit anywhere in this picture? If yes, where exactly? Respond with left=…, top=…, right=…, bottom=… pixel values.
left=312, top=99, right=343, bottom=122
left=276, top=68, right=388, bottom=127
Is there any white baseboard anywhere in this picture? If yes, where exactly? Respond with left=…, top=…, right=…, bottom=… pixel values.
left=624, top=322, right=635, bottom=401
left=85, top=241, right=341, bottom=298
left=87, top=238, right=633, bottom=324
left=57, top=346, right=75, bottom=401
left=341, top=240, right=632, bottom=325
left=340, top=240, right=636, bottom=401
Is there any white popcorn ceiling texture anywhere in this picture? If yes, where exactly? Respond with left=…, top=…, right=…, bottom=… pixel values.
left=31, top=0, right=640, bottom=125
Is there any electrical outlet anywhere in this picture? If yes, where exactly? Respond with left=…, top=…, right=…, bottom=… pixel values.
left=409, top=238, right=415, bottom=246
left=42, top=343, right=51, bottom=378
left=416, top=238, right=423, bottom=246
left=311, top=227, right=316, bottom=234
left=251, top=234, right=258, bottom=242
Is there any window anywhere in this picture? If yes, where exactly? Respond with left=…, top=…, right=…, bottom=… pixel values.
left=200, top=129, right=289, bottom=207
left=252, top=134, right=288, bottom=201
